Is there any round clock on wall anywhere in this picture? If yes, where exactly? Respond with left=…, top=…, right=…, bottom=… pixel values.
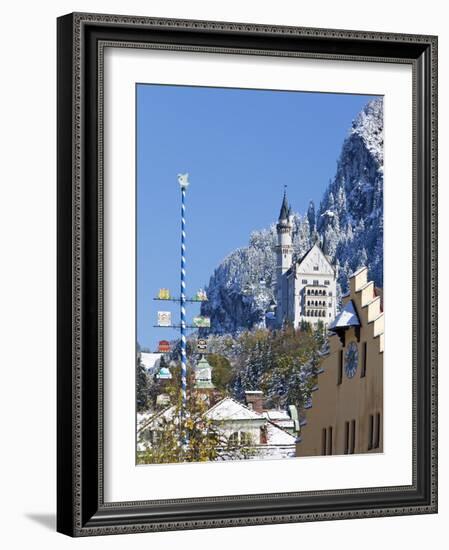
left=345, top=342, right=359, bottom=378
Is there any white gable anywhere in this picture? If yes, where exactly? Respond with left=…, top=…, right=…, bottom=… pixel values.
left=296, top=244, right=334, bottom=275
left=205, top=397, right=263, bottom=421
left=265, top=422, right=297, bottom=445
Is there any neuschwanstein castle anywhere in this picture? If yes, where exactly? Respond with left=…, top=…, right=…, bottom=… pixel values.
left=275, top=191, right=337, bottom=328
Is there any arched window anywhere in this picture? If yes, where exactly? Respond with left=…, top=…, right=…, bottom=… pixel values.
left=229, top=432, right=239, bottom=446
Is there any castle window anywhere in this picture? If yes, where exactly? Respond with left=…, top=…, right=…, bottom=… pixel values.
left=302, top=279, right=308, bottom=284
left=328, top=426, right=333, bottom=455
left=313, top=280, right=319, bottom=285
left=321, top=428, right=327, bottom=455
left=345, top=420, right=356, bottom=454
left=344, top=422, right=349, bottom=454
left=337, top=350, right=343, bottom=385
left=374, top=413, right=381, bottom=449
left=329, top=291, right=333, bottom=296
left=368, top=415, right=374, bottom=450
left=321, top=427, right=334, bottom=456
left=361, top=341, right=367, bottom=378
left=368, top=413, right=381, bottom=450
left=313, top=266, right=319, bottom=271
left=350, top=420, right=356, bottom=454
left=307, top=289, right=311, bottom=295
left=324, top=280, right=330, bottom=285
left=229, top=432, right=239, bottom=446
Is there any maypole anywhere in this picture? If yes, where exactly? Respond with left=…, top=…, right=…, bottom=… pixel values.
left=153, top=173, right=211, bottom=457
left=178, top=173, right=189, bottom=445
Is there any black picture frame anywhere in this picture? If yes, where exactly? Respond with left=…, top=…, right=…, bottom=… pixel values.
left=57, top=12, right=438, bottom=536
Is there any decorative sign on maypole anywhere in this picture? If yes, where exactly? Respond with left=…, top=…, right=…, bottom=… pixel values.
left=178, top=172, right=189, bottom=439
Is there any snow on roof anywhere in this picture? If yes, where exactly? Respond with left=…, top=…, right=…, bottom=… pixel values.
left=156, top=367, right=172, bottom=379
left=350, top=266, right=368, bottom=278
left=141, top=352, right=162, bottom=373
left=263, top=409, right=290, bottom=421
left=265, top=421, right=297, bottom=445
left=137, top=406, right=175, bottom=432
left=205, top=397, right=264, bottom=421
left=329, top=300, right=360, bottom=330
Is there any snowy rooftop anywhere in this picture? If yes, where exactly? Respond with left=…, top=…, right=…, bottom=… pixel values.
left=263, top=409, right=290, bottom=421
left=156, top=366, right=172, bottom=379
left=329, top=300, right=360, bottom=330
left=137, top=406, right=175, bottom=432
left=265, top=422, right=297, bottom=445
left=205, top=397, right=264, bottom=421
left=141, top=352, right=162, bottom=373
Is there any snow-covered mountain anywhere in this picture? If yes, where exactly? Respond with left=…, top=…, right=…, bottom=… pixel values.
left=317, top=98, right=383, bottom=290
left=202, top=98, right=384, bottom=334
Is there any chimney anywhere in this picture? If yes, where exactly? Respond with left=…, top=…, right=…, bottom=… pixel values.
left=245, top=391, right=264, bottom=414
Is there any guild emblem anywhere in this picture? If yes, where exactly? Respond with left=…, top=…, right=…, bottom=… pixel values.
left=157, top=311, right=172, bottom=327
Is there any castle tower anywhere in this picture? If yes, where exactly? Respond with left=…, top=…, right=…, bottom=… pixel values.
left=275, top=189, right=293, bottom=326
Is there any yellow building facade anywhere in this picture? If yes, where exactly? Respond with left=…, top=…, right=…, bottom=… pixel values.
left=296, top=266, right=384, bottom=457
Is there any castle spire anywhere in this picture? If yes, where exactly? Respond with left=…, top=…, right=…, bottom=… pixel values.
left=278, top=185, right=289, bottom=221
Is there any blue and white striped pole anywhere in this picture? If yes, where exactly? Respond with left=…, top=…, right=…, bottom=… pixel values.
left=178, top=173, right=189, bottom=446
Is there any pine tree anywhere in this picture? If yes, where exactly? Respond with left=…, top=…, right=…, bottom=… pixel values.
left=307, top=200, right=316, bottom=235
left=136, top=352, right=151, bottom=413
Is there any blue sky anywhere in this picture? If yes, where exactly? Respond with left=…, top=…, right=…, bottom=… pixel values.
left=137, top=84, right=379, bottom=350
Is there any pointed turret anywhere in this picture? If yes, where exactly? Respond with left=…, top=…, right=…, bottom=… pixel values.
left=278, top=189, right=290, bottom=221
left=275, top=187, right=293, bottom=327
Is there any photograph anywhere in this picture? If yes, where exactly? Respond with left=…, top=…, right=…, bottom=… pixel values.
left=135, top=84, right=384, bottom=464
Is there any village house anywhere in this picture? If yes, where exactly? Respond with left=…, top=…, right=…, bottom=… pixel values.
left=296, top=266, right=384, bottom=456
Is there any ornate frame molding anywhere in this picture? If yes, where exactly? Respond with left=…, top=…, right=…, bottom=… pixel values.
left=57, top=12, right=437, bottom=537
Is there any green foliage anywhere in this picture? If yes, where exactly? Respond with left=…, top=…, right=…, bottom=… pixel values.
left=137, top=373, right=255, bottom=464
left=136, top=353, right=152, bottom=413
left=230, top=326, right=325, bottom=411
left=208, top=353, right=233, bottom=392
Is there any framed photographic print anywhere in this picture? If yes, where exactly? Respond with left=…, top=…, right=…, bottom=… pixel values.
left=57, top=12, right=438, bottom=536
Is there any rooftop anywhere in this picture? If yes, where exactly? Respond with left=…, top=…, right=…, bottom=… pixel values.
left=329, top=300, right=360, bottom=330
